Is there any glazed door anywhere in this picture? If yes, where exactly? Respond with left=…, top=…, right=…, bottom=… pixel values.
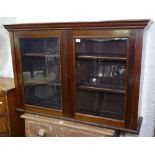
left=69, top=30, right=132, bottom=128
left=14, top=31, right=68, bottom=116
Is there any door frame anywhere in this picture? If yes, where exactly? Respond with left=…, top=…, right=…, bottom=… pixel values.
left=13, top=30, right=69, bottom=117
left=68, top=29, right=133, bottom=129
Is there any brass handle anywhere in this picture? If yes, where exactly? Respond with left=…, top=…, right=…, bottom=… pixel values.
left=38, top=129, right=46, bottom=137
left=0, top=101, right=3, bottom=104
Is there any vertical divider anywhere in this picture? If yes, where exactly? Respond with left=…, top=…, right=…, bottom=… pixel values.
left=67, top=30, right=76, bottom=117
left=60, top=30, right=70, bottom=116
left=125, top=30, right=137, bottom=129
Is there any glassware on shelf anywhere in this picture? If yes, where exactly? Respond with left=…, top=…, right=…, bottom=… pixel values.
left=90, top=77, right=97, bottom=86
left=118, top=65, right=126, bottom=89
left=118, top=65, right=126, bottom=75
left=75, top=37, right=127, bottom=90
left=77, top=59, right=126, bottom=90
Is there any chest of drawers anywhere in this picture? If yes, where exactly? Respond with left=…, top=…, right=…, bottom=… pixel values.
left=0, top=77, right=23, bottom=136
left=21, top=113, right=116, bottom=137
left=0, top=94, right=10, bottom=136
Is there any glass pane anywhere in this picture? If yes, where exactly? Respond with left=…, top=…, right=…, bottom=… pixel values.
left=20, top=38, right=61, bottom=110
left=76, top=90, right=125, bottom=120
left=77, top=60, right=126, bottom=90
left=75, top=38, right=127, bottom=57
left=75, top=38, right=127, bottom=120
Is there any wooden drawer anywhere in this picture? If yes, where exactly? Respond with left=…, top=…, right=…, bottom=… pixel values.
left=0, top=95, right=7, bottom=113
left=26, top=120, right=53, bottom=137
left=22, top=114, right=115, bottom=137
left=26, top=120, right=105, bottom=137
left=0, top=116, right=9, bottom=134
left=55, top=125, right=107, bottom=137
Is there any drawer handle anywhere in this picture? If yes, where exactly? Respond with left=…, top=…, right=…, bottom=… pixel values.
left=38, top=129, right=46, bottom=137
left=0, top=101, right=3, bottom=104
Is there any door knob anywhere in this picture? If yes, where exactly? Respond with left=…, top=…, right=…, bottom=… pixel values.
left=38, top=129, right=46, bottom=137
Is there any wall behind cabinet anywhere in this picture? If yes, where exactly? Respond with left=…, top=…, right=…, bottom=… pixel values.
left=138, top=23, right=155, bottom=136
left=0, top=17, right=16, bottom=77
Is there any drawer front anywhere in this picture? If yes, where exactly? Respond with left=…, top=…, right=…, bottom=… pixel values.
left=26, top=120, right=107, bottom=137
left=0, top=95, right=7, bottom=113
left=26, top=120, right=53, bottom=137
left=0, top=116, right=9, bottom=134
left=55, top=126, right=104, bottom=137
left=22, top=114, right=115, bottom=137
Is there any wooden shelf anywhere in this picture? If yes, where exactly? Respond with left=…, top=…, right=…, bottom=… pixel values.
left=83, top=38, right=128, bottom=42
left=78, top=85, right=125, bottom=94
left=77, top=106, right=123, bottom=115
left=24, top=80, right=60, bottom=87
left=76, top=55, right=127, bottom=61
left=23, top=52, right=59, bottom=57
left=48, top=82, right=60, bottom=86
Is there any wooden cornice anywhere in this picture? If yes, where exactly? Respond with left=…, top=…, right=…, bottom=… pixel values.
left=4, top=19, right=152, bottom=31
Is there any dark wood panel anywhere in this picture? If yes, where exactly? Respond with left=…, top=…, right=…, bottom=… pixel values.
left=127, top=30, right=144, bottom=129
left=60, top=31, right=70, bottom=116
left=125, top=30, right=144, bottom=130
left=11, top=32, right=25, bottom=110
left=67, top=30, right=75, bottom=117
left=75, top=113, right=125, bottom=128
left=25, top=104, right=63, bottom=117
left=4, top=20, right=151, bottom=31
left=72, top=29, right=131, bottom=38
left=14, top=30, right=62, bottom=38
left=7, top=89, right=25, bottom=136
